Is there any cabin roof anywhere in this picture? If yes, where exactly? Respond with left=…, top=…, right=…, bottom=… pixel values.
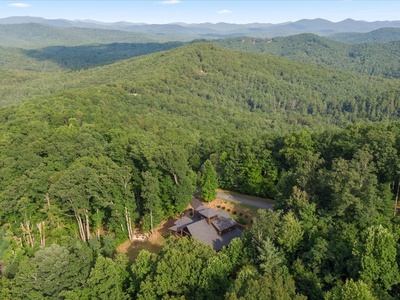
left=196, top=205, right=219, bottom=219
left=212, top=210, right=237, bottom=232
left=186, top=219, right=242, bottom=251
left=168, top=216, right=197, bottom=232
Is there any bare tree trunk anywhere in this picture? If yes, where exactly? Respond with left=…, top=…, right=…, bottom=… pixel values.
left=21, top=220, right=34, bottom=248
left=173, top=173, right=179, bottom=185
left=42, top=222, right=45, bottom=247
left=36, top=221, right=45, bottom=247
left=20, top=224, right=29, bottom=246
left=150, top=209, right=154, bottom=235
left=394, top=178, right=400, bottom=216
left=125, top=207, right=133, bottom=241
left=85, top=209, right=91, bottom=241
left=96, top=209, right=101, bottom=239
left=45, top=193, right=51, bottom=207
left=75, top=212, right=86, bottom=242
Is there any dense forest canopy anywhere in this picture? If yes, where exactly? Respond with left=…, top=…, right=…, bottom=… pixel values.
left=0, top=23, right=183, bottom=48
left=1, top=27, right=400, bottom=299
left=213, top=34, right=400, bottom=78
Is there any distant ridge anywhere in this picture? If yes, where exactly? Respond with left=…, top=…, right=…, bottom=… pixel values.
left=328, top=27, right=400, bottom=43
left=1, top=16, right=400, bottom=38
left=0, top=23, right=179, bottom=48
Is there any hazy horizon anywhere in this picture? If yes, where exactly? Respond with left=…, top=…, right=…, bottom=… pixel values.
left=0, top=1, right=399, bottom=25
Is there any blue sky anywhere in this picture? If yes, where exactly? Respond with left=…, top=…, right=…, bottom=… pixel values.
left=0, top=1, right=399, bottom=24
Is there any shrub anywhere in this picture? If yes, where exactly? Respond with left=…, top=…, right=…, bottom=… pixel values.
left=236, top=217, right=247, bottom=225
left=233, top=211, right=237, bottom=215
left=227, top=208, right=231, bottom=213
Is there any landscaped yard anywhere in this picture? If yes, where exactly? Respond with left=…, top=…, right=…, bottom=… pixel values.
left=203, top=197, right=258, bottom=226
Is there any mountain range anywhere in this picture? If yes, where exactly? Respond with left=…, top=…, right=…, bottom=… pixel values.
left=2, top=16, right=400, bottom=38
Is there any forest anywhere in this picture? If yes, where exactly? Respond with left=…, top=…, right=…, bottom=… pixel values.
left=1, top=23, right=400, bottom=299
left=213, top=32, right=400, bottom=79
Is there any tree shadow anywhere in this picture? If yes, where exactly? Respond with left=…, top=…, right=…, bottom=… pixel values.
left=22, top=41, right=185, bottom=71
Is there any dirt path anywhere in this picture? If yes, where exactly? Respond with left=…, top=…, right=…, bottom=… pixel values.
left=216, top=191, right=274, bottom=210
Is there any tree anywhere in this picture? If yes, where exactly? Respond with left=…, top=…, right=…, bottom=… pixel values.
left=137, top=237, right=215, bottom=299
left=257, top=238, right=285, bottom=275
left=49, top=164, right=101, bottom=242
left=277, top=211, right=304, bottom=259
left=200, top=159, right=218, bottom=202
left=197, top=253, right=232, bottom=299
left=141, top=171, right=162, bottom=233
left=34, top=244, right=73, bottom=298
left=131, top=250, right=156, bottom=296
left=225, top=265, right=306, bottom=300
left=279, top=130, right=314, bottom=169
left=9, top=243, right=92, bottom=299
left=9, top=256, right=43, bottom=300
left=322, top=150, right=379, bottom=227
left=249, top=209, right=281, bottom=245
left=86, top=255, right=128, bottom=300
left=359, top=225, right=400, bottom=292
left=325, top=279, right=377, bottom=300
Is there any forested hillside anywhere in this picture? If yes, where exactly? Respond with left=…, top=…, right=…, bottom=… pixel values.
left=1, top=43, right=399, bottom=118
left=1, top=42, right=400, bottom=299
left=328, top=27, right=400, bottom=43
left=0, top=42, right=186, bottom=72
left=213, top=34, right=400, bottom=78
left=0, top=23, right=189, bottom=48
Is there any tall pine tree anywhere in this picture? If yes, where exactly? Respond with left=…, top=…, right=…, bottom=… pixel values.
left=201, top=159, right=218, bottom=202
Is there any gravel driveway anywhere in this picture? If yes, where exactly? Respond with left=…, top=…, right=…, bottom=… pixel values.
left=216, top=192, right=274, bottom=210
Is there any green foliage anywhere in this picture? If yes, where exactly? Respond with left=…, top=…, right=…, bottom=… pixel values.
left=325, top=279, right=377, bottom=300
left=0, top=23, right=179, bottom=49
left=131, top=250, right=157, bottom=295
left=214, top=34, right=400, bottom=78
left=137, top=237, right=216, bottom=299
left=200, top=159, right=218, bottom=201
left=87, top=255, right=128, bottom=300
left=8, top=242, right=94, bottom=299
left=225, top=265, right=307, bottom=300
left=250, top=209, right=281, bottom=244
left=1, top=39, right=400, bottom=300
left=277, top=212, right=304, bottom=256
left=359, top=225, right=400, bottom=292
left=257, top=238, right=286, bottom=275
left=329, top=28, right=400, bottom=44
left=141, top=171, right=163, bottom=231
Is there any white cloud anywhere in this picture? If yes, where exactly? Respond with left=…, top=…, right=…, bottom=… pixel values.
left=161, top=0, right=181, bottom=4
left=217, top=9, right=233, bottom=14
left=8, top=3, right=31, bottom=8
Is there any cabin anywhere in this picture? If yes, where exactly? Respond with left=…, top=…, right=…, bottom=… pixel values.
left=169, top=201, right=242, bottom=251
